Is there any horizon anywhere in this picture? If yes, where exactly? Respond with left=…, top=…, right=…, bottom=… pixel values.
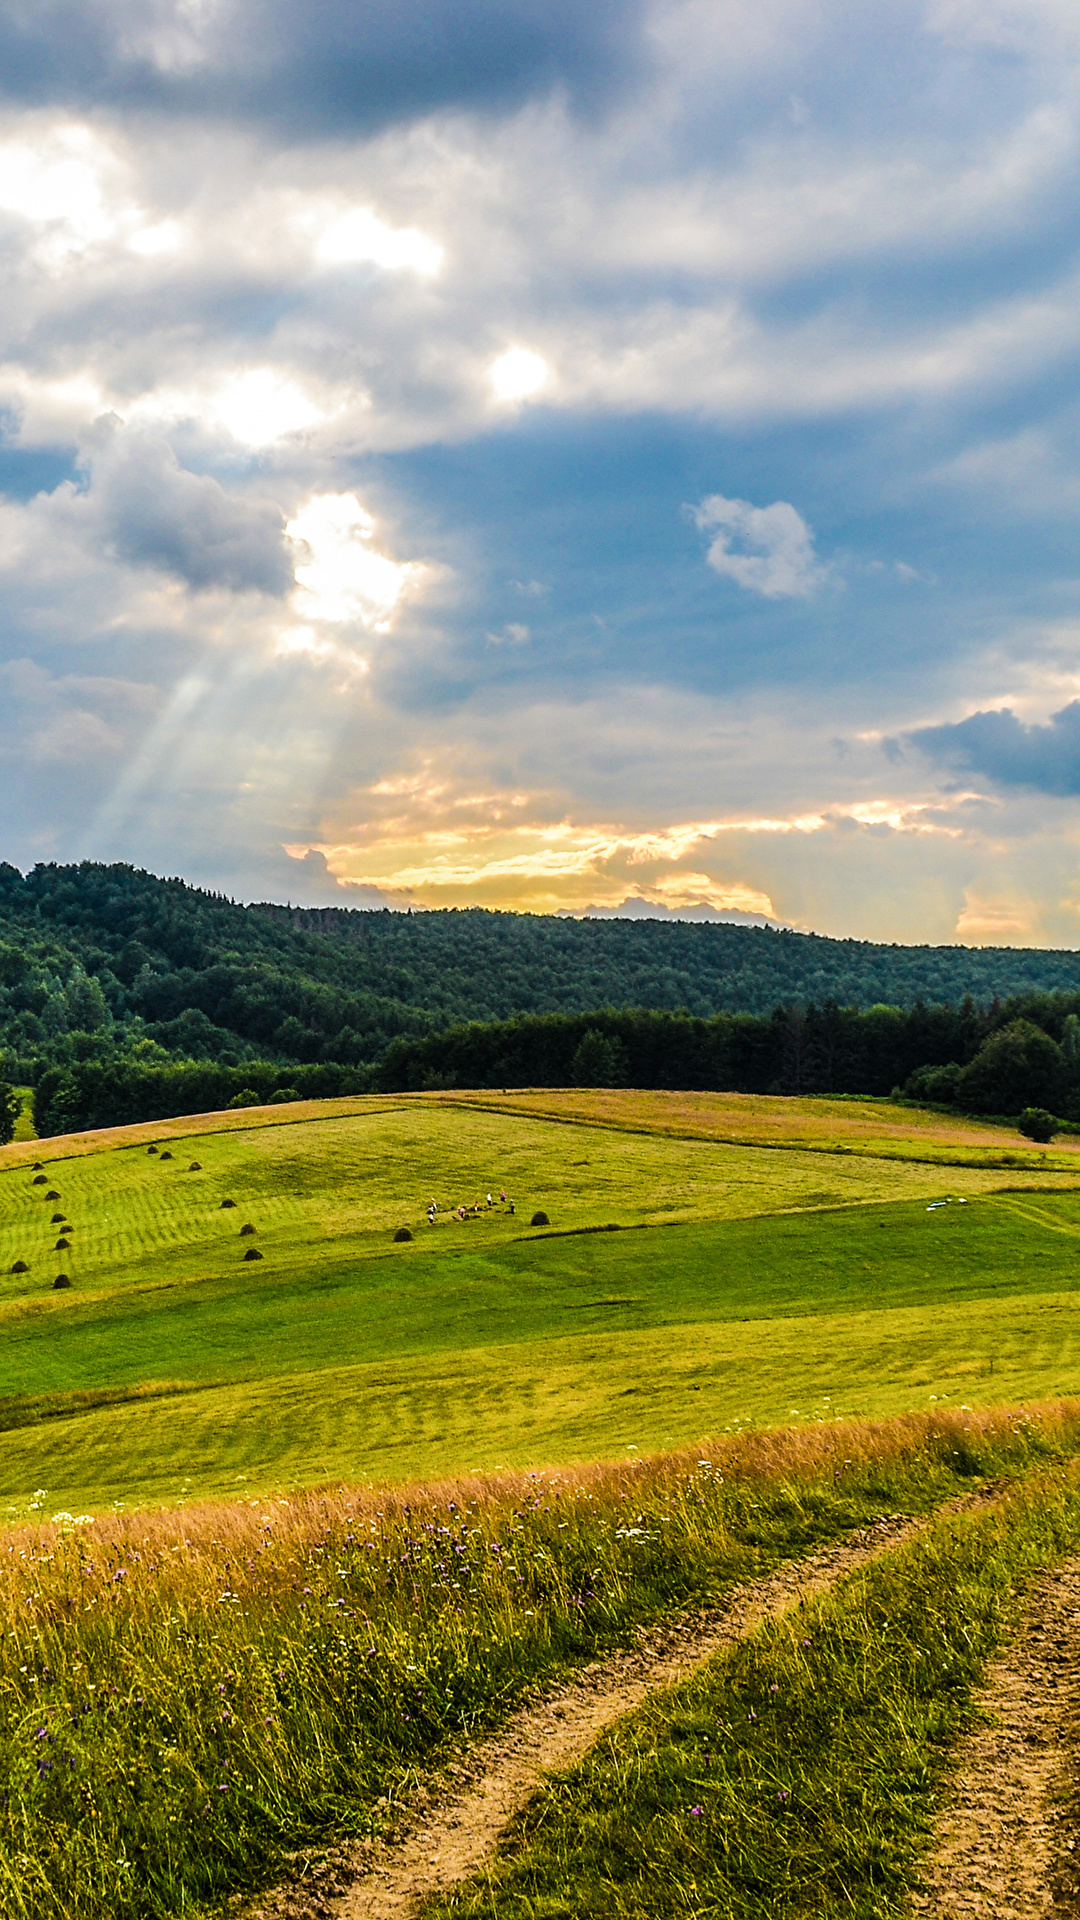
left=8, top=852, right=1080, bottom=955
left=2, top=5, right=1080, bottom=943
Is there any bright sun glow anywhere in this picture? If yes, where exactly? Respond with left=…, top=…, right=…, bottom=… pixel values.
left=127, top=219, right=184, bottom=258
left=0, top=123, right=183, bottom=262
left=313, top=207, right=443, bottom=276
left=213, top=370, right=323, bottom=445
left=287, top=493, right=421, bottom=629
left=489, top=347, right=550, bottom=402
left=0, top=127, right=113, bottom=240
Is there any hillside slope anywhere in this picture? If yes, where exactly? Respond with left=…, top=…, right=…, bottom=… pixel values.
left=2, top=859, right=1080, bottom=1083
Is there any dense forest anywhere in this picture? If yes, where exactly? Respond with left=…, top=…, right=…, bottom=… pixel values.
left=28, top=998, right=1080, bottom=1137
left=2, top=859, right=1080, bottom=1135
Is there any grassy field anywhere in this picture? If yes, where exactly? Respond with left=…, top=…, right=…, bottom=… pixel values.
left=2, top=1090, right=1080, bottom=1512
left=9, top=1089, right=34, bottom=1144
left=448, top=1086, right=1080, bottom=1164
left=5, top=1091, right=1080, bottom=1917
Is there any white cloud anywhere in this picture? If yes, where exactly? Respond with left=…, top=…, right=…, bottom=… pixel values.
left=208, top=369, right=325, bottom=446
left=1, top=9, right=1080, bottom=941
left=486, top=622, right=531, bottom=645
left=693, top=493, right=827, bottom=598
left=0, top=121, right=185, bottom=266
left=926, top=0, right=1080, bottom=56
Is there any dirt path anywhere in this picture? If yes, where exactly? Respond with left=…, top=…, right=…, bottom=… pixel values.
left=243, top=1508, right=937, bottom=1920
left=912, top=1558, right=1080, bottom=1920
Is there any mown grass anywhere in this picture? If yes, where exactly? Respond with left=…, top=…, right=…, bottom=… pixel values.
left=10, top=1276, right=1080, bottom=1514
left=0, top=1404, right=1065, bottom=1919
left=3, top=1090, right=1080, bottom=1505
left=6, top=1185, right=1080, bottom=1509
left=428, top=1445, right=1080, bottom=1920
left=3, top=1100, right=1046, bottom=1319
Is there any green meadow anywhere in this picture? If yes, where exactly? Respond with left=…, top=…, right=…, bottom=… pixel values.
left=2, top=1091, right=1080, bottom=1512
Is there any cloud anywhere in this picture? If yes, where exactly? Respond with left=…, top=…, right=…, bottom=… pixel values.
left=910, top=701, right=1080, bottom=795
left=693, top=493, right=827, bottom=598
left=0, top=0, right=645, bottom=133
left=4, top=0, right=1080, bottom=951
left=486, top=622, right=530, bottom=646
left=0, top=656, right=157, bottom=763
left=489, top=347, right=550, bottom=404
left=84, top=427, right=293, bottom=593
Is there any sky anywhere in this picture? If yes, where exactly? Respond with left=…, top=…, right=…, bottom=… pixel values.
left=4, top=2, right=1080, bottom=942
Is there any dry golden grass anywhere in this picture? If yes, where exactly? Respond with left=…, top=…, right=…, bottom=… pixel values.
left=446, top=1087, right=1080, bottom=1166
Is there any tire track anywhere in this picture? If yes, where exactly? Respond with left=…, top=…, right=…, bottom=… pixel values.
left=245, top=1505, right=964, bottom=1920
left=913, top=1558, right=1080, bottom=1920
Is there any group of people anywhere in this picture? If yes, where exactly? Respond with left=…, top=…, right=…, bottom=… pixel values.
left=426, top=1189, right=514, bottom=1225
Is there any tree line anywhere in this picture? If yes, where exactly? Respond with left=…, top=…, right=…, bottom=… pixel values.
left=15, top=992, right=1080, bottom=1137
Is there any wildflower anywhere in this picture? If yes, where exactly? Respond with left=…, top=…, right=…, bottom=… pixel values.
left=690, top=1805, right=703, bottom=1816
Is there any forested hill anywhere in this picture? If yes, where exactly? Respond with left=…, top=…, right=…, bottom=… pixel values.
left=2, top=858, right=1080, bottom=1084
left=264, top=900, right=1080, bottom=1015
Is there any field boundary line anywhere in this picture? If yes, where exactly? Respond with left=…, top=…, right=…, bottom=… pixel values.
left=246, top=1496, right=997, bottom=1920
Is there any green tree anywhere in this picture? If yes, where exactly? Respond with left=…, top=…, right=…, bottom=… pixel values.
left=0, top=1081, right=19, bottom=1145
left=956, top=1019, right=1063, bottom=1115
left=571, top=1029, right=627, bottom=1087
left=1018, top=1106, right=1057, bottom=1143
left=65, top=966, right=110, bottom=1032
left=903, top=1062, right=962, bottom=1104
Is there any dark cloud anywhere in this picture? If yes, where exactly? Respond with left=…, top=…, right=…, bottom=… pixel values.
left=0, top=0, right=645, bottom=133
left=910, top=702, right=1080, bottom=796
left=90, top=430, right=291, bottom=594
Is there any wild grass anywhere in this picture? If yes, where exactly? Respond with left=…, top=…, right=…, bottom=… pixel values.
left=0, top=1404, right=1066, bottom=1918
left=428, top=1442, right=1080, bottom=1920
